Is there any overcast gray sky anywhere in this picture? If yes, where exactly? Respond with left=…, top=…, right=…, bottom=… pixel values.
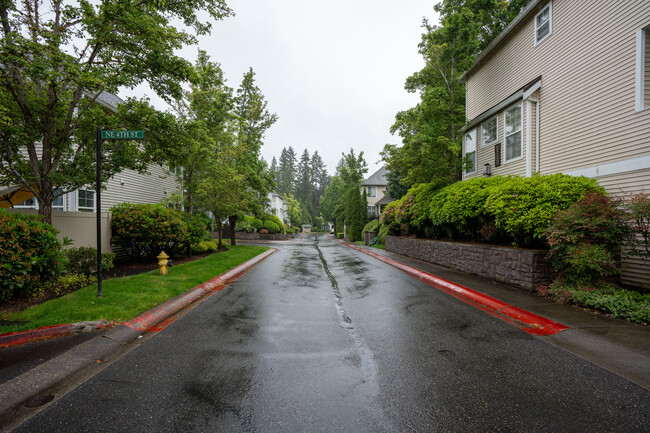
left=137, top=0, right=439, bottom=176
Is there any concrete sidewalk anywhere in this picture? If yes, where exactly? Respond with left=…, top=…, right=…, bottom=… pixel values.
left=345, top=242, right=650, bottom=391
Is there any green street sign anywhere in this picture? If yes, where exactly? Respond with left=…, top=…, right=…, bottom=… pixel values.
left=100, top=130, right=144, bottom=140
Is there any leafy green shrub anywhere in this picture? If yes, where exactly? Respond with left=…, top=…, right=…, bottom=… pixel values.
left=235, top=215, right=263, bottom=233
left=0, top=210, right=66, bottom=301
left=485, top=174, right=605, bottom=245
left=263, top=214, right=285, bottom=234
left=111, top=203, right=192, bottom=259
left=191, top=240, right=226, bottom=254
left=369, top=236, right=379, bottom=246
left=623, top=192, right=650, bottom=261
left=191, top=242, right=209, bottom=254
left=263, top=220, right=280, bottom=234
left=363, top=219, right=379, bottom=233
left=65, top=247, right=115, bottom=276
left=377, top=224, right=388, bottom=244
left=251, top=218, right=264, bottom=231
left=187, top=214, right=209, bottom=244
left=539, top=282, right=650, bottom=325
left=337, top=233, right=344, bottom=239
left=546, top=192, right=629, bottom=284
left=430, top=177, right=501, bottom=240
left=380, top=174, right=604, bottom=247
left=30, top=273, right=97, bottom=299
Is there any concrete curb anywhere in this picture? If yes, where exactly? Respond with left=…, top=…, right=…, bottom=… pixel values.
left=0, top=321, right=115, bottom=349
left=341, top=241, right=569, bottom=336
left=0, top=248, right=276, bottom=348
left=0, top=248, right=276, bottom=420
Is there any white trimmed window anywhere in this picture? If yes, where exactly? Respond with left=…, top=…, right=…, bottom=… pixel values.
left=535, top=2, right=552, bottom=46
left=78, top=190, right=95, bottom=212
left=481, top=115, right=498, bottom=147
left=367, top=186, right=377, bottom=197
left=15, top=197, right=36, bottom=208
left=504, top=104, right=523, bottom=162
left=465, top=128, right=477, bottom=173
left=368, top=205, right=376, bottom=215
left=635, top=27, right=650, bottom=112
left=52, top=189, right=65, bottom=211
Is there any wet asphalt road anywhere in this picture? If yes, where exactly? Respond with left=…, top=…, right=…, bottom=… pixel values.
left=13, top=235, right=650, bottom=432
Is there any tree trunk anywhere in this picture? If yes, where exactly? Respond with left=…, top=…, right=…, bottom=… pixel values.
left=215, top=219, right=224, bottom=249
left=228, top=215, right=237, bottom=246
left=36, top=180, right=54, bottom=225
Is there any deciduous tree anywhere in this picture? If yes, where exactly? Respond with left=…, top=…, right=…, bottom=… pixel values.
left=0, top=0, right=232, bottom=223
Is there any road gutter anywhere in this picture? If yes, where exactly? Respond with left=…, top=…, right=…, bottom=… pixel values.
left=0, top=248, right=276, bottom=427
left=341, top=242, right=568, bottom=336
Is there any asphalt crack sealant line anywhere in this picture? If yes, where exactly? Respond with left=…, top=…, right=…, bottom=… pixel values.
left=314, top=239, right=381, bottom=399
left=342, top=242, right=569, bottom=336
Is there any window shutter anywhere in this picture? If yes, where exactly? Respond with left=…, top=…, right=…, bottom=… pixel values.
left=495, top=143, right=502, bottom=167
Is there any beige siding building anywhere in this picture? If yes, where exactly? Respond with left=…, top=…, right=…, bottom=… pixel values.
left=461, top=0, right=650, bottom=288
left=3, top=92, right=180, bottom=252
left=361, top=166, right=394, bottom=218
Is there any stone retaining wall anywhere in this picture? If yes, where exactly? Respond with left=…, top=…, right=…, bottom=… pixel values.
left=233, top=232, right=289, bottom=241
left=364, top=231, right=377, bottom=246
left=385, top=236, right=552, bottom=291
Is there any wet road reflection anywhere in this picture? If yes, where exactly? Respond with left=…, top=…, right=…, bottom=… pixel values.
left=14, top=234, right=650, bottom=433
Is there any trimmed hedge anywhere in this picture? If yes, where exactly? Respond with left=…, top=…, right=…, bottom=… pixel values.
left=262, top=213, right=285, bottom=234
left=191, top=240, right=227, bottom=254
left=0, top=210, right=66, bottom=301
left=110, top=203, right=203, bottom=259
left=235, top=215, right=264, bottom=233
left=363, top=219, right=379, bottom=233
left=381, top=174, right=604, bottom=247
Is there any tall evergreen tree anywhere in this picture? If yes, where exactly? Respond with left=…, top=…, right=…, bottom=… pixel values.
left=270, top=156, right=278, bottom=184
left=276, top=146, right=297, bottom=195
left=310, top=151, right=331, bottom=211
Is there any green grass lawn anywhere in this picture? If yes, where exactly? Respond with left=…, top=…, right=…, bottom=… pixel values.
left=0, top=245, right=268, bottom=335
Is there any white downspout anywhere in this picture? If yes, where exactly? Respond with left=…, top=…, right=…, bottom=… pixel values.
left=526, top=100, right=532, bottom=177
left=525, top=97, right=539, bottom=174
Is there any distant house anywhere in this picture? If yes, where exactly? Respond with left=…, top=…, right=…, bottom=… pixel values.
left=460, top=0, right=650, bottom=288
left=361, top=166, right=394, bottom=218
left=1, top=92, right=180, bottom=252
left=267, top=192, right=287, bottom=224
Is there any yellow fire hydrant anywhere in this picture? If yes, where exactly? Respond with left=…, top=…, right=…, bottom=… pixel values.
left=157, top=251, right=169, bottom=276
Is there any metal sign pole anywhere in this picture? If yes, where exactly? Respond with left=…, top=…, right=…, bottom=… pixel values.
left=96, top=126, right=103, bottom=298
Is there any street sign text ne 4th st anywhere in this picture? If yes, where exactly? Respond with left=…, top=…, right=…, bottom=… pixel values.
left=100, top=130, right=144, bottom=139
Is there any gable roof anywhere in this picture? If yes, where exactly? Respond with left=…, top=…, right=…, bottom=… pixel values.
left=459, top=0, right=544, bottom=83
left=361, top=166, right=389, bottom=186
left=92, top=91, right=124, bottom=113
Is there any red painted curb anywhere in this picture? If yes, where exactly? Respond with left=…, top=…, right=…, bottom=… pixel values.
left=342, top=242, right=569, bottom=336
left=122, top=248, right=276, bottom=332
left=0, top=248, right=276, bottom=347
left=0, top=321, right=115, bottom=349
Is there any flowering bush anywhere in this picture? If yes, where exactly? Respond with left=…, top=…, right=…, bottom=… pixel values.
left=0, top=210, right=66, bottom=301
